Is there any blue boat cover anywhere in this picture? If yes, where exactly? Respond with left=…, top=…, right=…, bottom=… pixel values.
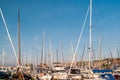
left=92, top=69, right=113, bottom=73
left=92, top=70, right=115, bottom=80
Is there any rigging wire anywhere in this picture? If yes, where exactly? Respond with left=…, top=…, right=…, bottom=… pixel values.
left=0, top=8, right=25, bottom=79
left=0, top=8, right=20, bottom=67
left=68, top=6, right=90, bottom=76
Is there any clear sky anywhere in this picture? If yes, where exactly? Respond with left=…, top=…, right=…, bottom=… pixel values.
left=0, top=0, right=120, bottom=66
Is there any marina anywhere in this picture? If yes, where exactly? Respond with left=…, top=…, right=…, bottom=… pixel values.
left=0, top=0, right=120, bottom=80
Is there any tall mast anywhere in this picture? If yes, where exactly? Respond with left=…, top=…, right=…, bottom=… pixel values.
left=56, top=49, right=59, bottom=63
left=2, top=48, right=5, bottom=66
left=18, top=9, right=21, bottom=66
left=81, top=45, right=85, bottom=68
left=99, top=36, right=102, bottom=69
left=60, top=42, right=64, bottom=63
left=49, top=39, right=53, bottom=68
left=35, top=36, right=38, bottom=67
left=41, top=32, right=45, bottom=65
left=89, top=0, right=92, bottom=69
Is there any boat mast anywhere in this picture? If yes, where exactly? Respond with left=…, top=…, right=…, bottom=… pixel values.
left=56, top=49, right=59, bottom=63
left=89, top=0, right=92, bottom=69
left=60, top=42, right=64, bottom=63
left=18, top=9, right=21, bottom=66
left=99, top=36, right=102, bottom=69
left=2, top=48, right=5, bottom=66
left=35, top=36, right=38, bottom=67
left=80, top=45, right=86, bottom=68
left=49, top=39, right=53, bottom=68
left=41, top=32, right=45, bottom=65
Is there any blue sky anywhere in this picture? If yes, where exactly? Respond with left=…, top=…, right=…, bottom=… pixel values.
left=0, top=0, right=120, bottom=66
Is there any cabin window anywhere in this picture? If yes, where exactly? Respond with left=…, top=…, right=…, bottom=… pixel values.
left=70, top=69, right=80, bottom=74
left=3, top=68, right=6, bottom=70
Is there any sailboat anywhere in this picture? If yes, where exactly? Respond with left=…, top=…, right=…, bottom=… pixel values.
left=113, top=69, right=120, bottom=80
left=51, top=62, right=68, bottom=80
left=84, top=0, right=115, bottom=80
left=0, top=66, right=10, bottom=79
left=0, top=49, right=11, bottom=79
left=37, top=32, right=52, bottom=80
left=0, top=8, right=34, bottom=79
